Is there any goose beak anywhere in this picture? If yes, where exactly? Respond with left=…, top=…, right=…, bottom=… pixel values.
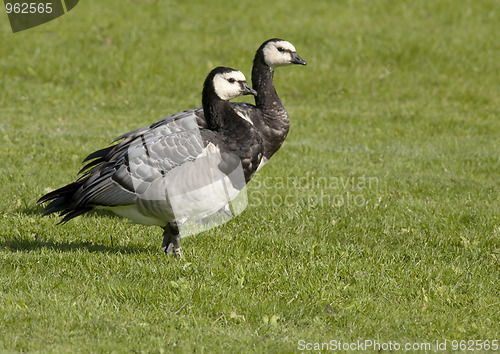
left=291, top=52, right=307, bottom=65
left=241, top=82, right=258, bottom=96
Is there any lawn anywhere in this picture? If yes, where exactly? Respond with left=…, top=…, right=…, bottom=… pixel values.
left=1, top=0, right=499, bottom=352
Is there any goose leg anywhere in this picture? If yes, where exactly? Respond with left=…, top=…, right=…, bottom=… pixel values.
left=161, top=222, right=182, bottom=257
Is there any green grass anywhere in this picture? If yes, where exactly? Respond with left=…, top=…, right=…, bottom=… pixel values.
left=1, top=0, right=499, bottom=352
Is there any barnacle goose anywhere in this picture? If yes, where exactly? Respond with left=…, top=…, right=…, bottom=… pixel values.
left=38, top=67, right=262, bottom=256
left=82, top=39, right=306, bottom=173
left=237, top=38, right=307, bottom=168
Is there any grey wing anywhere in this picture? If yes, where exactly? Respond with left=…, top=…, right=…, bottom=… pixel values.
left=76, top=129, right=207, bottom=209
left=81, top=106, right=206, bottom=173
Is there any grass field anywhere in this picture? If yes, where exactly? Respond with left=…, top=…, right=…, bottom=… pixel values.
left=1, top=0, right=499, bottom=352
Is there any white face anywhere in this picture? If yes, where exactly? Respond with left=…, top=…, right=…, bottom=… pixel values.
left=213, top=70, right=248, bottom=101
left=262, top=40, right=298, bottom=68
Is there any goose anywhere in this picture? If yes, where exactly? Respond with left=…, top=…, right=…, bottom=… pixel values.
left=236, top=38, right=307, bottom=168
left=82, top=39, right=306, bottom=174
left=38, top=67, right=262, bottom=256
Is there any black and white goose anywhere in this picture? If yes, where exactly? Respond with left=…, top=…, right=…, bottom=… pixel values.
left=82, top=39, right=306, bottom=173
left=38, top=67, right=262, bottom=255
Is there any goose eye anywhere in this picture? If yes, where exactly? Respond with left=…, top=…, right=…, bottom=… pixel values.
left=228, top=78, right=236, bottom=83
left=277, top=47, right=285, bottom=52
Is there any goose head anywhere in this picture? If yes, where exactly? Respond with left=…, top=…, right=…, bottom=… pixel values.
left=260, top=38, right=307, bottom=68
left=205, top=67, right=257, bottom=101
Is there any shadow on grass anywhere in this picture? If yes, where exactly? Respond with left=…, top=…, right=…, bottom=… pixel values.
left=0, top=236, right=153, bottom=254
left=21, top=204, right=121, bottom=221
left=10, top=205, right=159, bottom=254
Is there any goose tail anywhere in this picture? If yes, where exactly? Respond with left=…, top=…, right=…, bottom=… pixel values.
left=37, top=178, right=92, bottom=224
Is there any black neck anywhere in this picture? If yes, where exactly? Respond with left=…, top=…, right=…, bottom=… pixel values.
left=203, top=91, right=251, bottom=133
left=252, top=54, right=283, bottom=110
left=203, top=92, right=227, bottom=130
